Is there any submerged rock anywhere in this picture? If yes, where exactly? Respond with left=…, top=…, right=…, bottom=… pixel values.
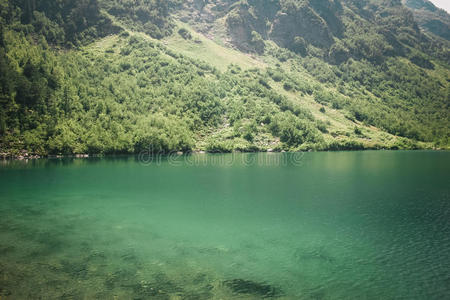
left=294, top=246, right=335, bottom=264
left=223, top=279, right=281, bottom=298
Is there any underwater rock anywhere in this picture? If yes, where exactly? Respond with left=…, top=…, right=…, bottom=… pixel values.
left=60, top=260, right=88, bottom=279
left=86, top=250, right=106, bottom=260
left=105, top=269, right=137, bottom=290
left=223, top=279, right=281, bottom=298
left=117, top=272, right=185, bottom=300
left=181, top=289, right=212, bottom=300
left=294, top=247, right=335, bottom=264
left=124, top=282, right=170, bottom=300
left=152, top=272, right=183, bottom=294
left=120, top=251, right=141, bottom=266
left=0, top=245, right=15, bottom=255
left=0, top=287, right=12, bottom=296
left=192, top=273, right=207, bottom=285
left=181, top=273, right=214, bottom=299
left=305, top=252, right=334, bottom=262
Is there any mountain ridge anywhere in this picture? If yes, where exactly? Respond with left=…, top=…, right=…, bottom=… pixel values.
left=403, top=0, right=450, bottom=41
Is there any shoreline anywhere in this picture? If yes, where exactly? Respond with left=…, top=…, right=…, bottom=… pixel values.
left=0, top=147, right=446, bottom=161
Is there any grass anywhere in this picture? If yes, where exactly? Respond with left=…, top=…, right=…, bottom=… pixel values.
left=163, top=21, right=266, bottom=71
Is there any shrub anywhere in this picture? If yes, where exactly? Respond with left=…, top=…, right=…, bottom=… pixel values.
left=251, top=31, right=265, bottom=54
left=331, top=101, right=342, bottom=109
left=283, top=81, right=293, bottom=91
left=326, top=140, right=365, bottom=151
left=178, top=28, right=192, bottom=40
left=316, top=120, right=328, bottom=133
left=206, top=140, right=233, bottom=153
left=292, top=36, right=307, bottom=56
left=271, top=72, right=283, bottom=82
left=269, top=112, right=322, bottom=147
left=314, top=90, right=333, bottom=104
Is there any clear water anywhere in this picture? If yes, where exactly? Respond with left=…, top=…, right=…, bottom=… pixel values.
left=0, top=151, right=449, bottom=299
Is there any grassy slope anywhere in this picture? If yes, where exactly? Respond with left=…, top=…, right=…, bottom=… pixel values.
left=163, top=21, right=266, bottom=71
left=157, top=21, right=432, bottom=149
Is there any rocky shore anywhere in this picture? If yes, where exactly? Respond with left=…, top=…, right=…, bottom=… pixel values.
left=0, top=150, right=91, bottom=160
left=0, top=150, right=41, bottom=160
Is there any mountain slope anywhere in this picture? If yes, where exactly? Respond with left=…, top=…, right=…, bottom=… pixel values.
left=175, top=0, right=449, bottom=143
left=0, top=0, right=449, bottom=157
left=403, top=0, right=450, bottom=41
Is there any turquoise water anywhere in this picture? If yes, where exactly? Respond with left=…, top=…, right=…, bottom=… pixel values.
left=0, top=151, right=449, bottom=299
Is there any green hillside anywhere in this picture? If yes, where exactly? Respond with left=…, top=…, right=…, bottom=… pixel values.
left=0, top=0, right=449, bottom=157
left=403, top=0, right=450, bottom=41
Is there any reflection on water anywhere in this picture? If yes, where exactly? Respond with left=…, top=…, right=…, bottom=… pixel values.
left=0, top=151, right=449, bottom=299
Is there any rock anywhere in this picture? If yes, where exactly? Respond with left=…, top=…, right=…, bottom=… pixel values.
left=270, top=3, right=335, bottom=49
left=223, top=279, right=281, bottom=298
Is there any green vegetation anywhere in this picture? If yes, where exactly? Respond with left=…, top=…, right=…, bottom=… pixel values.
left=0, top=0, right=449, bottom=157
left=101, top=0, right=182, bottom=39
left=178, top=28, right=192, bottom=40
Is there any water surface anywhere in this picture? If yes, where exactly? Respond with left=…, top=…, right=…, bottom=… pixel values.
left=0, top=151, right=449, bottom=299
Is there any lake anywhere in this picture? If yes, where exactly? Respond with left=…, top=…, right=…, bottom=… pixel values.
left=0, top=151, right=449, bottom=299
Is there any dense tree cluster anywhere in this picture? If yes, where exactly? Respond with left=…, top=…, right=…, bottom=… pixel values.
left=1, top=0, right=121, bottom=47
left=103, top=0, right=182, bottom=39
